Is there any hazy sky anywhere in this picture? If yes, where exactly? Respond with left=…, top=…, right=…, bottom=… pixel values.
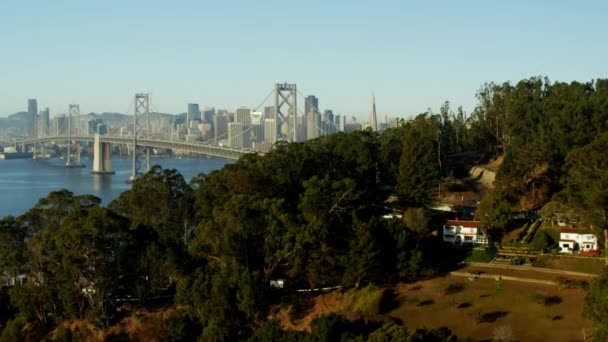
left=1, top=0, right=607, bottom=122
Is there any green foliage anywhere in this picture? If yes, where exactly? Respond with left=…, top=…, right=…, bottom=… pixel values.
left=465, top=248, right=497, bottom=263
left=247, top=320, right=284, bottom=342
left=367, top=322, right=409, bottom=342
left=584, top=267, right=608, bottom=340
left=529, top=229, right=558, bottom=251
left=0, top=317, right=24, bottom=342
left=54, top=324, right=74, bottom=342
left=166, top=310, right=202, bottom=342
left=397, top=115, right=441, bottom=207
left=310, top=313, right=347, bottom=342
left=476, top=190, right=512, bottom=233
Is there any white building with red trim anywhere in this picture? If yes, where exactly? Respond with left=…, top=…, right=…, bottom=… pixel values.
left=559, top=228, right=599, bottom=255
left=442, top=220, right=488, bottom=246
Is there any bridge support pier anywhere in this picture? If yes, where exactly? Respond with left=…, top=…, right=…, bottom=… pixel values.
left=91, top=134, right=114, bottom=175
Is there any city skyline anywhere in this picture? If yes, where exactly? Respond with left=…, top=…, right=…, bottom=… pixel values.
left=2, top=1, right=607, bottom=120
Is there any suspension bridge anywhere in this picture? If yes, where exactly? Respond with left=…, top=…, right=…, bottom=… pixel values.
left=16, top=83, right=343, bottom=181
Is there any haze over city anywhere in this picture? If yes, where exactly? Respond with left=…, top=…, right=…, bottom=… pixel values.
left=2, top=0, right=607, bottom=120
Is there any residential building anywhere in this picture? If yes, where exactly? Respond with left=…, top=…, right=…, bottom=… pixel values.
left=442, top=220, right=488, bottom=245
left=559, top=228, right=599, bottom=255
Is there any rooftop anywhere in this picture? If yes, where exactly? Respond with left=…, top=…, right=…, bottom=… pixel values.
left=445, top=220, right=480, bottom=228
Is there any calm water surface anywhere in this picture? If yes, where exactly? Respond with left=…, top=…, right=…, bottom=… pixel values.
left=0, top=156, right=231, bottom=218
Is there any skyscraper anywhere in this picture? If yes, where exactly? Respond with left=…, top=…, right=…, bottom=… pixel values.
left=40, top=107, right=50, bottom=137
left=305, top=95, right=319, bottom=117
left=264, top=118, right=277, bottom=146
left=235, top=107, right=252, bottom=125
left=203, top=107, right=215, bottom=124
left=264, top=106, right=275, bottom=119
left=370, top=93, right=378, bottom=132
left=213, top=114, right=229, bottom=143
left=306, top=112, right=320, bottom=140
left=228, top=122, right=251, bottom=149
left=28, top=99, right=37, bottom=137
left=187, top=103, right=201, bottom=123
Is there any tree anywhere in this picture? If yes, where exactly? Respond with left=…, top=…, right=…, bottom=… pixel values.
left=476, top=190, right=512, bottom=237
left=584, top=267, right=608, bottom=340
left=341, top=219, right=380, bottom=288
left=397, top=115, right=441, bottom=207
left=566, top=132, right=608, bottom=264
left=403, top=208, right=432, bottom=237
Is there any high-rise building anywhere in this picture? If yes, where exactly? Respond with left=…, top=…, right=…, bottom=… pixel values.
left=306, top=112, right=320, bottom=140
left=28, top=99, right=37, bottom=137
left=305, top=95, right=319, bottom=117
left=228, top=122, right=251, bottom=149
left=40, top=107, right=50, bottom=137
left=264, top=106, right=275, bottom=119
left=53, top=115, right=68, bottom=136
left=323, top=110, right=335, bottom=134
left=334, top=115, right=342, bottom=132
left=203, top=107, right=215, bottom=124
left=370, top=93, right=378, bottom=132
left=235, top=107, right=252, bottom=125
left=264, top=118, right=277, bottom=144
left=187, top=103, right=201, bottom=123
left=213, top=114, right=229, bottom=143
left=250, top=111, right=264, bottom=143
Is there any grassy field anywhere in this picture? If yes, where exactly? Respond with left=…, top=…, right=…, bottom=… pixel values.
left=533, top=255, right=606, bottom=274
left=273, top=272, right=594, bottom=341
left=390, top=277, right=591, bottom=341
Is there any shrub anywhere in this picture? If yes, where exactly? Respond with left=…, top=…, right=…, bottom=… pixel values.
left=54, top=325, right=74, bottom=342
left=166, top=310, right=202, bottom=342
left=557, top=277, right=589, bottom=290
left=0, top=318, right=24, bottom=342
left=442, top=282, right=465, bottom=296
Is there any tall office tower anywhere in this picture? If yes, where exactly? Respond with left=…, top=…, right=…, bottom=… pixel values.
left=295, top=115, right=306, bottom=142
left=323, top=110, right=334, bottom=133
left=203, top=107, right=215, bottom=123
left=305, top=95, right=319, bottom=117
left=28, top=99, right=38, bottom=137
left=53, top=115, right=68, bottom=136
left=250, top=111, right=264, bottom=143
left=40, top=107, right=50, bottom=137
left=334, top=115, right=342, bottom=132
left=213, top=114, right=229, bottom=143
left=187, top=103, right=201, bottom=124
left=370, top=93, right=378, bottom=132
left=235, top=107, right=252, bottom=125
left=306, top=112, right=320, bottom=140
left=264, top=106, right=275, bottom=119
left=228, top=122, right=251, bottom=148
left=264, top=118, right=277, bottom=145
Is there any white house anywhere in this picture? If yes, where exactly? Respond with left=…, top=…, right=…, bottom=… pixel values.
left=443, top=220, right=488, bottom=246
left=559, top=228, right=599, bottom=255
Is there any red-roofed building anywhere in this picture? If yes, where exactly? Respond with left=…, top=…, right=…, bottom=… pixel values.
left=443, top=219, right=487, bottom=246
left=559, top=228, right=599, bottom=255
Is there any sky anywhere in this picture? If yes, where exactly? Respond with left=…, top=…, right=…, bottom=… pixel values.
left=1, top=0, right=607, bottom=122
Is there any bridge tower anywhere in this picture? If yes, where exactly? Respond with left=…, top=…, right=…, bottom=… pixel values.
left=66, top=104, right=84, bottom=168
left=274, top=83, right=297, bottom=142
left=128, top=93, right=150, bottom=183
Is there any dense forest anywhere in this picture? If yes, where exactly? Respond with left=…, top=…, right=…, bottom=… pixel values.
left=1, top=77, right=608, bottom=340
